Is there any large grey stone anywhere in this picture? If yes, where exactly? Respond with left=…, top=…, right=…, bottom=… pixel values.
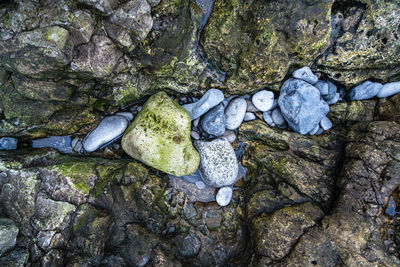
left=83, top=115, right=129, bottom=152
left=377, top=82, right=400, bottom=98
left=0, top=218, right=19, bottom=257
left=200, top=103, right=226, bottom=136
left=278, top=79, right=329, bottom=135
left=225, top=97, right=247, bottom=130
left=194, top=139, right=238, bottom=188
left=183, top=89, right=224, bottom=120
left=348, top=81, right=383, bottom=101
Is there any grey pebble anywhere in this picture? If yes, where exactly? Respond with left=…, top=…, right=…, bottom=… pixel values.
left=243, top=112, right=256, bottom=122
left=32, top=136, right=72, bottom=153
left=216, top=187, right=233, bottom=207
left=377, top=81, right=400, bottom=98
left=314, top=80, right=329, bottom=96
left=222, top=95, right=238, bottom=108
left=225, top=97, right=247, bottom=130
left=348, top=81, right=383, bottom=101
left=115, top=112, right=134, bottom=121
left=200, top=103, right=226, bottom=136
left=320, top=117, right=333, bottom=131
left=195, top=181, right=206, bottom=190
left=221, top=130, right=237, bottom=143
left=183, top=89, right=224, bottom=120
left=193, top=117, right=200, bottom=128
left=308, top=124, right=320, bottom=135
left=251, top=90, right=274, bottom=112
left=271, top=108, right=287, bottom=128
left=0, top=137, right=18, bottom=151
left=322, top=82, right=338, bottom=102
left=246, top=99, right=259, bottom=112
left=83, top=115, right=129, bottom=152
left=191, top=131, right=200, bottom=140
left=316, top=127, right=324, bottom=135
left=293, top=66, right=318, bottom=84
left=326, top=93, right=340, bottom=105
left=262, top=111, right=275, bottom=127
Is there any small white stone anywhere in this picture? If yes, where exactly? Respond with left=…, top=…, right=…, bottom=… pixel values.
left=243, top=112, right=256, bottom=122
left=195, top=181, right=206, bottom=190
left=320, top=117, right=333, bottom=131
left=377, top=82, right=400, bottom=98
left=216, top=187, right=233, bottom=207
left=225, top=98, right=247, bottom=130
left=251, top=90, right=274, bottom=112
left=293, top=66, right=318, bottom=84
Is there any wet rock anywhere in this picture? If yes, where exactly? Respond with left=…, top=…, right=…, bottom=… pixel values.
left=225, top=97, right=247, bottom=130
left=377, top=81, right=400, bottom=98
left=0, top=138, right=17, bottom=151
left=271, top=108, right=286, bottom=129
left=216, top=187, right=233, bottom=207
left=293, top=66, right=318, bottom=84
left=77, top=0, right=118, bottom=15
left=109, top=0, right=153, bottom=41
left=122, top=91, right=200, bottom=176
left=71, top=35, right=123, bottom=78
left=83, top=115, right=128, bottom=153
left=221, top=130, right=236, bottom=143
left=348, top=81, right=383, bottom=101
left=194, top=139, right=238, bottom=188
left=168, top=175, right=215, bottom=203
left=200, top=103, right=226, bottom=136
left=0, top=248, right=29, bottom=267
left=308, top=124, right=320, bottom=135
left=243, top=112, right=256, bottom=122
left=32, top=136, right=72, bottom=154
left=322, top=82, right=338, bottom=102
left=278, top=79, right=329, bottom=135
left=314, top=80, right=329, bottom=96
left=262, top=111, right=275, bottom=127
left=0, top=218, right=19, bottom=257
left=69, top=10, right=94, bottom=46
left=320, top=117, right=332, bottom=131
left=178, top=233, right=201, bottom=257
left=251, top=90, right=274, bottom=112
left=183, top=89, right=224, bottom=120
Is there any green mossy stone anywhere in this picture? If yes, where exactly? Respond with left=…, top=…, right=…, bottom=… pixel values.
left=121, top=91, right=200, bottom=176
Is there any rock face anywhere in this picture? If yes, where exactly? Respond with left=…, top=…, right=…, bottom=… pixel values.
left=278, top=79, right=329, bottom=135
left=0, top=218, right=19, bottom=257
left=122, top=91, right=199, bottom=176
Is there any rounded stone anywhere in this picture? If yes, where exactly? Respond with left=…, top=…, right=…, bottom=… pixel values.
left=179, top=234, right=201, bottom=257
left=200, top=103, right=226, bottom=136
left=115, top=112, right=134, bottom=121
left=271, top=108, right=287, bottom=128
left=262, top=111, right=275, bottom=127
left=216, top=187, right=233, bottom=207
left=348, top=81, right=383, bottom=101
left=293, top=66, right=318, bottom=84
left=182, top=89, right=224, bottom=120
left=320, top=117, right=333, bottom=131
left=83, top=115, right=129, bottom=152
left=314, top=80, right=329, bottom=96
left=0, top=138, right=18, bottom=151
left=251, top=90, right=275, bottom=112
left=377, top=82, right=400, bottom=98
left=221, top=130, right=237, bottom=143
left=194, top=139, right=238, bottom=188
left=225, top=97, right=247, bottom=130
left=244, top=112, right=256, bottom=122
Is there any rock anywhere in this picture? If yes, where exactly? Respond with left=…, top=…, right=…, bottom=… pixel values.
left=320, top=117, right=332, bottom=131
left=0, top=218, right=19, bottom=257
left=222, top=95, right=238, bottom=108
left=251, top=90, right=274, bottom=112
left=195, top=181, right=206, bottom=190
left=0, top=248, right=29, bottom=266
left=216, top=187, right=233, bottom=207
left=308, top=124, right=320, bottom=135
left=243, top=112, right=256, bottom=122
left=271, top=108, right=286, bottom=129
left=72, top=139, right=83, bottom=153
left=194, top=139, right=238, bottom=188
left=122, top=91, right=200, bottom=176
left=77, top=0, right=118, bottom=15
left=262, top=112, right=275, bottom=127
left=32, top=136, right=72, bottom=154
left=245, top=99, right=259, bottom=112
left=293, top=66, right=318, bottom=84
left=190, top=131, right=200, bottom=140
left=0, top=138, right=18, bottom=151
left=377, top=82, right=400, bottom=98
left=83, top=115, right=128, bottom=153
left=316, top=127, right=324, bottom=135
left=193, top=117, right=200, bottom=128
left=200, top=103, right=226, bottom=136
left=326, top=93, right=340, bottom=105
left=183, top=89, right=224, bottom=120
left=69, top=10, right=94, bottom=46
left=115, top=112, right=134, bottom=121
left=221, top=130, right=236, bottom=143
left=278, top=79, right=329, bottom=135
left=179, top=233, right=201, bottom=257
left=225, top=97, right=247, bottom=130
left=348, top=81, right=383, bottom=101
left=109, top=0, right=153, bottom=41
left=322, top=82, right=338, bottom=102
left=314, top=80, right=329, bottom=96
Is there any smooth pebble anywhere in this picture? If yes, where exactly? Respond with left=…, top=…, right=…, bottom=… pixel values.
left=320, top=117, right=333, bottom=131
left=0, top=137, right=18, bottom=150
left=115, top=112, right=134, bottom=121
left=314, top=80, right=329, bottom=96
left=32, top=136, right=72, bottom=153
left=326, top=93, right=340, bottom=105
left=200, top=103, right=226, bottom=136
left=271, top=108, right=287, bottom=128
left=293, top=66, right=318, bottom=84
left=348, top=81, right=383, bottom=101
left=262, top=111, right=275, bottom=127
left=251, top=90, right=275, bottom=112
left=191, top=131, right=200, bottom=140
left=216, top=187, right=233, bottom=207
left=243, top=112, right=256, bottom=122
left=195, top=181, right=206, bottom=190
left=182, top=89, right=224, bottom=120
left=221, top=130, right=237, bottom=143
left=308, top=124, right=320, bottom=135
left=225, top=97, right=247, bottom=130
left=377, top=82, right=400, bottom=98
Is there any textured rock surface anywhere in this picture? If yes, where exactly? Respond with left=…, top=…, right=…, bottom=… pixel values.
left=122, top=92, right=199, bottom=176
left=0, top=218, right=19, bottom=257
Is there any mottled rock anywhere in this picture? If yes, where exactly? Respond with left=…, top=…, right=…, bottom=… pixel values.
left=77, top=0, right=118, bottom=15
left=348, top=81, right=383, bottom=101
left=293, top=66, right=318, bottom=84
left=69, top=10, right=94, bottom=46
left=0, top=138, right=17, bottom=151
left=194, top=139, right=238, bottom=188
left=216, top=187, right=233, bottom=207
left=377, top=81, right=400, bottom=98
left=0, top=218, right=19, bottom=257
left=251, top=90, right=274, bottom=112
left=122, top=91, right=200, bottom=176
left=183, top=89, right=224, bottom=120
left=83, top=115, right=128, bottom=153
left=200, top=103, right=226, bottom=136
left=279, top=79, right=329, bottom=135
left=0, top=248, right=29, bottom=267
left=225, top=97, right=247, bottom=130
left=32, top=136, right=72, bottom=154
left=271, top=108, right=286, bottom=129
left=179, top=233, right=201, bottom=257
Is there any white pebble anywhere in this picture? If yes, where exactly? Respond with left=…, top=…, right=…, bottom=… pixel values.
left=191, top=131, right=200, bottom=140
left=216, top=187, right=233, bottom=207
left=195, top=181, right=206, bottom=190
left=377, top=82, right=400, bottom=98
left=251, top=90, right=275, bottom=112
left=320, top=117, right=332, bottom=131
left=243, top=112, right=256, bottom=122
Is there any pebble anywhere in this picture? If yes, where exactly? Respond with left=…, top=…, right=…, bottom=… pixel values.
left=0, top=137, right=18, bottom=151
left=322, top=82, right=338, bottom=102
left=243, top=112, right=256, bottom=122
left=83, top=115, right=129, bottom=152
left=190, top=131, right=200, bottom=140
left=348, top=81, right=383, bottom=101
left=326, top=93, right=340, bottom=105
left=225, top=97, right=247, bottom=130
left=316, top=127, right=324, bottom=135
left=32, top=136, right=72, bottom=153
left=245, top=99, right=259, bottom=112
left=314, top=80, right=329, bottom=96
left=115, top=112, right=134, bottom=121
left=200, top=103, right=226, bottom=136
left=308, top=124, right=320, bottom=135
left=221, top=130, right=237, bottom=143
left=262, top=111, right=275, bottom=127
left=193, top=117, right=200, bottom=127
left=195, top=181, right=206, bottom=190
left=270, top=99, right=279, bottom=110
left=320, top=117, right=333, bottom=131
left=293, top=66, right=318, bottom=84
left=271, top=108, right=287, bottom=128
left=183, top=89, right=224, bottom=120
left=194, top=139, right=238, bottom=188
left=216, top=187, right=233, bottom=207
left=251, top=90, right=275, bottom=112
left=278, top=78, right=329, bottom=135
left=222, top=95, right=238, bottom=108
left=377, top=81, right=400, bottom=98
